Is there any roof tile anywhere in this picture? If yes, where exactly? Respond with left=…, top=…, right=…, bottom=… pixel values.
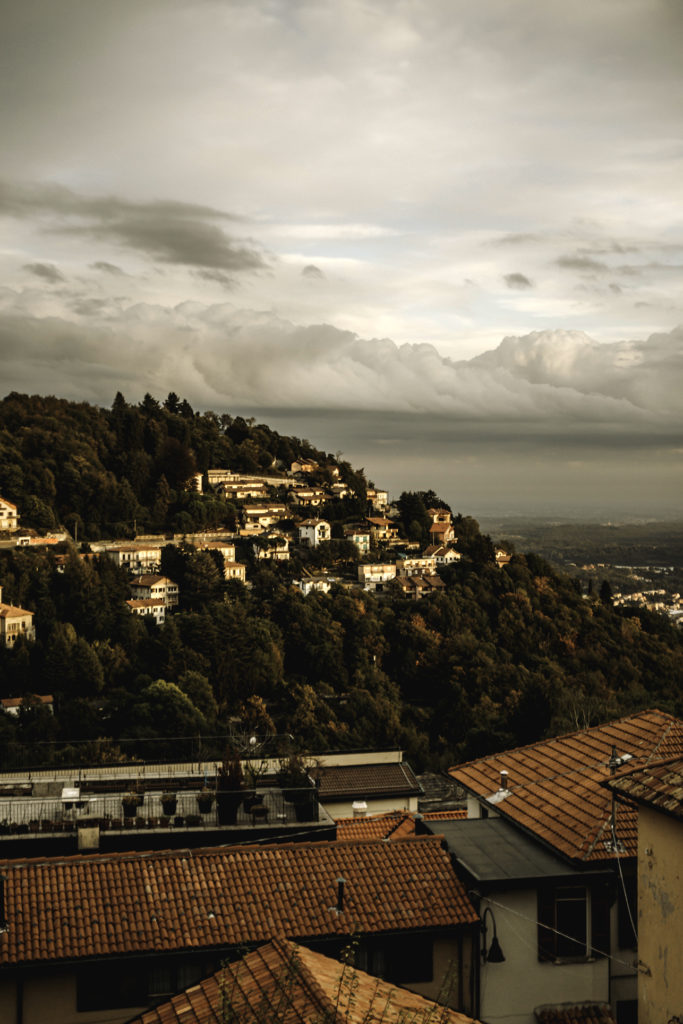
left=450, top=710, right=682, bottom=862
left=0, top=836, right=476, bottom=967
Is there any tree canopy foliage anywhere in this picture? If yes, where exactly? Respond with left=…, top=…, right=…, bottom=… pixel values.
left=0, top=392, right=681, bottom=770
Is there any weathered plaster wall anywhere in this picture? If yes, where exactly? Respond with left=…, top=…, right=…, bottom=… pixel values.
left=638, top=806, right=682, bottom=1024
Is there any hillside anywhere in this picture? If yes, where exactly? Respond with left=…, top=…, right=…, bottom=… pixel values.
left=0, top=391, right=681, bottom=772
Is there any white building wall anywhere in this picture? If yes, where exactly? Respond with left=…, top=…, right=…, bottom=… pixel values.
left=478, top=890, right=609, bottom=1024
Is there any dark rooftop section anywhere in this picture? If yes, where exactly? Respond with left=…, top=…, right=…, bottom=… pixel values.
left=421, top=818, right=610, bottom=885
left=606, top=755, right=683, bottom=820
left=317, top=762, right=422, bottom=801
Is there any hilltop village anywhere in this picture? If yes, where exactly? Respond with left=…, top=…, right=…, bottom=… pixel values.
left=0, top=393, right=681, bottom=1024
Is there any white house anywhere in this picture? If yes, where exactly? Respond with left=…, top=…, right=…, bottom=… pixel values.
left=357, top=563, right=397, bottom=591
left=0, top=497, right=19, bottom=532
left=343, top=527, right=371, bottom=554
left=126, top=598, right=166, bottom=624
left=104, top=545, right=162, bottom=574
left=298, top=519, right=331, bottom=547
left=129, top=574, right=179, bottom=609
left=293, top=576, right=332, bottom=596
left=396, top=555, right=438, bottom=577
left=253, top=534, right=290, bottom=561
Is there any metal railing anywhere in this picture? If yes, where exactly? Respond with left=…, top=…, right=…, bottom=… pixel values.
left=0, top=786, right=327, bottom=835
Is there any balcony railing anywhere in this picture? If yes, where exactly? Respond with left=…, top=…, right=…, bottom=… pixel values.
left=0, top=786, right=330, bottom=836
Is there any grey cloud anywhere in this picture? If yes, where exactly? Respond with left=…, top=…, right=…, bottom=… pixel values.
left=90, top=261, right=123, bottom=275
left=302, top=264, right=325, bottom=279
left=493, top=233, right=542, bottom=246
left=504, top=272, right=533, bottom=289
left=609, top=283, right=622, bottom=294
left=23, top=261, right=65, bottom=283
left=194, top=269, right=236, bottom=289
left=557, top=255, right=609, bottom=273
left=0, top=180, right=267, bottom=272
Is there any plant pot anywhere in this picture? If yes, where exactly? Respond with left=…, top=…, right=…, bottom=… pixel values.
left=186, top=814, right=201, bottom=827
left=197, top=795, right=214, bottom=814
left=242, top=790, right=259, bottom=813
left=122, top=800, right=138, bottom=818
left=173, top=815, right=185, bottom=827
left=159, top=815, right=170, bottom=828
left=216, top=791, right=242, bottom=826
left=161, top=797, right=177, bottom=816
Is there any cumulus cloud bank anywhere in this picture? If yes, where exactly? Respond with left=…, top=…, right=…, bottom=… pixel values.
left=0, top=289, right=680, bottom=431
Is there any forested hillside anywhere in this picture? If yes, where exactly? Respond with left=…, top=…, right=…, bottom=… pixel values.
left=0, top=392, right=681, bottom=771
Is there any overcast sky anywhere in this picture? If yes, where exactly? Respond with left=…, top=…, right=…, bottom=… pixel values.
left=1, top=0, right=681, bottom=516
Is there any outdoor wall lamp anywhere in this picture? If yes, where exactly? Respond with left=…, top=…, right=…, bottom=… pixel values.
left=481, top=906, right=505, bottom=963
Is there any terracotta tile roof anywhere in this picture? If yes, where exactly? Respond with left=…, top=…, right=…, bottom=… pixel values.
left=0, top=603, right=34, bottom=618
left=125, top=937, right=479, bottom=1024
left=317, top=762, right=422, bottom=801
left=450, top=710, right=683, bottom=863
left=335, top=810, right=416, bottom=840
left=421, top=809, right=468, bottom=821
left=606, top=755, right=683, bottom=820
left=0, top=836, right=477, bottom=967
left=535, top=1003, right=616, bottom=1024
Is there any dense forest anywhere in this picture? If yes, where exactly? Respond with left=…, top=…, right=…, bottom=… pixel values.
left=0, top=392, right=681, bottom=771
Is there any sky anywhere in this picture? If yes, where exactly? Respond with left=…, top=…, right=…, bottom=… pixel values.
left=1, top=0, right=682, bottom=518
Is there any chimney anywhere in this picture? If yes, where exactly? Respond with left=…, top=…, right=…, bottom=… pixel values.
left=500, top=770, right=509, bottom=790
left=336, top=877, right=345, bottom=913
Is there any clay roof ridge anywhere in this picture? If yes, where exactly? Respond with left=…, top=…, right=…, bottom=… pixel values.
left=278, top=940, right=346, bottom=1023
left=451, top=708, right=675, bottom=776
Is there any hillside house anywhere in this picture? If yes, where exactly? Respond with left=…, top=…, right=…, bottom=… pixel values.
left=293, top=575, right=332, bottom=596
left=0, top=836, right=479, bottom=1023
left=317, top=760, right=422, bottom=819
left=343, top=526, right=371, bottom=554
left=330, top=481, right=351, bottom=499
left=206, top=468, right=235, bottom=487
left=222, top=561, right=246, bottom=583
left=219, top=479, right=267, bottom=500
left=242, top=503, right=287, bottom=528
left=298, top=519, right=331, bottom=547
left=366, top=516, right=399, bottom=542
left=392, top=574, right=446, bottom=599
left=0, top=586, right=36, bottom=647
left=495, top=548, right=512, bottom=567
left=367, top=487, right=389, bottom=511
left=104, top=545, right=162, bottom=575
left=288, top=487, right=326, bottom=507
left=129, top=575, right=179, bottom=609
left=424, top=544, right=462, bottom=565
left=1, top=694, right=53, bottom=716
left=252, top=534, right=290, bottom=561
left=357, top=563, right=397, bottom=591
left=607, top=755, right=683, bottom=1024
left=290, top=459, right=318, bottom=474
left=126, top=598, right=166, bottom=624
left=199, top=540, right=236, bottom=562
left=396, top=555, right=438, bottom=577
left=447, top=709, right=683, bottom=1024
left=0, top=497, right=19, bottom=532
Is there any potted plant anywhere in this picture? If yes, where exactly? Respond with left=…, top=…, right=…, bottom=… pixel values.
left=196, top=787, right=215, bottom=814
left=216, top=748, right=244, bottom=826
left=242, top=757, right=268, bottom=813
left=161, top=791, right=177, bottom=815
left=186, top=813, right=201, bottom=827
left=277, top=754, right=318, bottom=822
left=122, top=792, right=138, bottom=818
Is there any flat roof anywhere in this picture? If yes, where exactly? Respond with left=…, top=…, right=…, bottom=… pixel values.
left=425, top=818, right=610, bottom=884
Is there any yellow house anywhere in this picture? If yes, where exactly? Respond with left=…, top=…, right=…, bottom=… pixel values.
left=0, top=585, right=36, bottom=647
left=608, top=755, right=683, bottom=1024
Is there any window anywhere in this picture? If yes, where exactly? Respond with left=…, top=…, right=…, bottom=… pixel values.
left=355, top=936, right=433, bottom=985
left=538, top=882, right=610, bottom=962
